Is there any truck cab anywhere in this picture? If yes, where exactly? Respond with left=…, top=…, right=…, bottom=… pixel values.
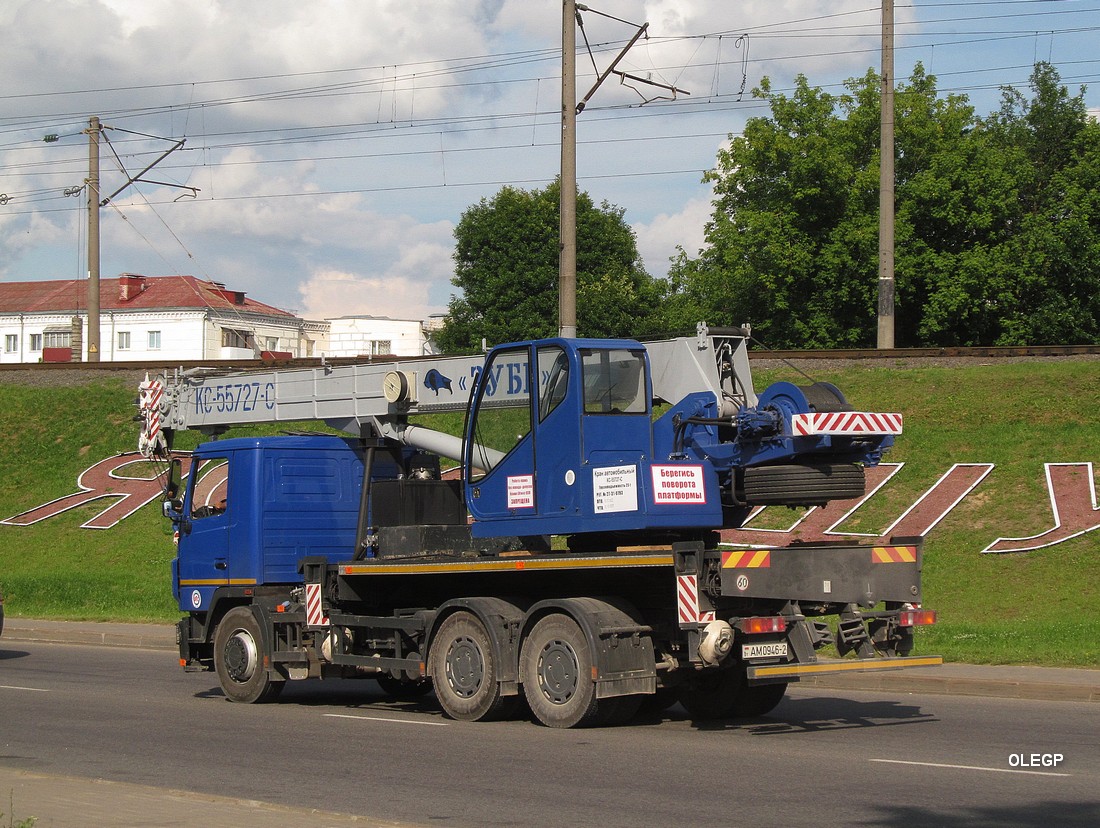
left=171, top=435, right=395, bottom=613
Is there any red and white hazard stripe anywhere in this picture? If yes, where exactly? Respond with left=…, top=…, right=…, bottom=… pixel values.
left=138, top=376, right=165, bottom=457
left=677, top=574, right=715, bottom=625
left=791, top=411, right=903, bottom=437
left=305, top=582, right=329, bottom=627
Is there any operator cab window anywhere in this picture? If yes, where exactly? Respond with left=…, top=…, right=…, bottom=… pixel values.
left=580, top=349, right=647, bottom=414
left=190, top=457, right=229, bottom=519
left=467, top=346, right=532, bottom=478
left=538, top=346, right=569, bottom=422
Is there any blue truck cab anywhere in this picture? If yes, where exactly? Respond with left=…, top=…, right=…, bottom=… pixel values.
left=171, top=434, right=391, bottom=613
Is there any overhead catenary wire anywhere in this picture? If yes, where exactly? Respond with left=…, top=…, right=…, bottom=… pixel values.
left=1, top=2, right=1096, bottom=140
left=0, top=5, right=1095, bottom=228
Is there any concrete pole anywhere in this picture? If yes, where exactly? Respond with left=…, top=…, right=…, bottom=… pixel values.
left=87, top=116, right=102, bottom=362
left=877, top=0, right=895, bottom=349
left=559, top=0, right=578, bottom=338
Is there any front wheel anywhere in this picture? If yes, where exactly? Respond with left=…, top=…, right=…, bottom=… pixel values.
left=428, top=611, right=513, bottom=721
left=375, top=672, right=433, bottom=700
left=521, top=614, right=601, bottom=728
left=213, top=606, right=283, bottom=703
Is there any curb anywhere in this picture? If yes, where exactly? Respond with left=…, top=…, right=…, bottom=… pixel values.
left=4, top=618, right=176, bottom=651
left=801, top=669, right=1100, bottom=704
left=5, top=618, right=1098, bottom=704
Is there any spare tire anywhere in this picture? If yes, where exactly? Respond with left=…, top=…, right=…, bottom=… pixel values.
left=742, top=463, right=865, bottom=506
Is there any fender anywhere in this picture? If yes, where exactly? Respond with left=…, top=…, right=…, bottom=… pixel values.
left=426, top=596, right=529, bottom=695
left=178, top=586, right=269, bottom=667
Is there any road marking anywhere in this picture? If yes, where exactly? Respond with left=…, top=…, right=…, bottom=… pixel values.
left=0, top=684, right=50, bottom=693
left=323, top=713, right=450, bottom=727
left=870, top=759, right=1070, bottom=778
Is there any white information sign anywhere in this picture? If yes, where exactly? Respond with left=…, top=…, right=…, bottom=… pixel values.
left=592, top=465, right=638, bottom=514
left=651, top=464, right=707, bottom=504
left=507, top=474, right=534, bottom=509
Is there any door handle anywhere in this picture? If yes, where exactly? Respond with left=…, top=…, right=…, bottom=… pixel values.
left=215, top=560, right=228, bottom=571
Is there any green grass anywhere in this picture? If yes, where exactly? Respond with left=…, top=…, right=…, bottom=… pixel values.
left=1, top=360, right=1098, bottom=666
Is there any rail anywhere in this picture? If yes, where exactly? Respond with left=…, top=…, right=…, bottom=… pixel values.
left=1, top=343, right=1097, bottom=375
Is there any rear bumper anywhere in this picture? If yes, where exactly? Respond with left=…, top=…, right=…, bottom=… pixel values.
left=747, top=654, right=944, bottom=682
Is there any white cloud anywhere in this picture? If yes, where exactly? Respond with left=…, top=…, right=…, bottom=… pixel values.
left=633, top=193, right=712, bottom=277
left=298, top=255, right=452, bottom=323
left=3, top=0, right=1095, bottom=330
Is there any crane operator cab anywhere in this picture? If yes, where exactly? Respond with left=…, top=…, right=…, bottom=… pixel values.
left=463, top=338, right=723, bottom=543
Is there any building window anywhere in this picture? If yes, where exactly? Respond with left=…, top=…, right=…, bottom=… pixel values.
left=29, top=334, right=42, bottom=352
left=118, top=331, right=131, bottom=350
left=221, top=328, right=254, bottom=350
left=43, top=331, right=70, bottom=349
left=371, top=340, right=392, bottom=356
left=148, top=330, right=161, bottom=350
left=4, top=334, right=17, bottom=353
left=265, top=337, right=279, bottom=351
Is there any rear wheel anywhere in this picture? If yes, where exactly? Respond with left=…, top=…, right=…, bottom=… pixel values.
left=636, top=686, right=680, bottom=719
left=429, top=611, right=512, bottom=721
left=213, top=606, right=283, bottom=703
left=521, top=614, right=600, bottom=728
left=732, top=681, right=788, bottom=717
left=677, top=667, right=742, bottom=720
left=596, top=694, right=644, bottom=726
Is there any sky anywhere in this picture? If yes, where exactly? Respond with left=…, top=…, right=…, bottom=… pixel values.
left=1, top=1, right=1098, bottom=325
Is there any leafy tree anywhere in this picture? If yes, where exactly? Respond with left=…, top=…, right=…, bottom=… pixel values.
left=981, top=63, right=1100, bottom=345
left=436, top=180, right=657, bottom=352
left=669, top=62, right=1100, bottom=347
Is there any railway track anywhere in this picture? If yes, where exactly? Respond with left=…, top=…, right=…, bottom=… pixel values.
left=1, top=343, right=1097, bottom=375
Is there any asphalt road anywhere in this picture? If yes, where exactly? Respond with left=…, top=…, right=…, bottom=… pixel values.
left=1, top=640, right=1098, bottom=827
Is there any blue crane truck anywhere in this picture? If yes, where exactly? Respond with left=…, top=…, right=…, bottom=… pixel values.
left=139, top=325, right=939, bottom=727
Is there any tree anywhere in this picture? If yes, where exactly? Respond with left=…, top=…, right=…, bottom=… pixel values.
left=663, top=75, right=862, bottom=348
left=668, top=62, right=1100, bottom=348
left=980, top=63, right=1100, bottom=345
left=435, top=180, right=657, bottom=352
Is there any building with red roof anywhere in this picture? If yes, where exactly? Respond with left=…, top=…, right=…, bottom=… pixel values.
left=0, top=274, right=327, bottom=363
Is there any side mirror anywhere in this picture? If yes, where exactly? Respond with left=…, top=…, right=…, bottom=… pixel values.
left=164, top=458, right=182, bottom=502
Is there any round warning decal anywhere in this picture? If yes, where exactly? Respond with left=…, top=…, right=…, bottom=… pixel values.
left=191, top=589, right=202, bottom=609
left=735, top=574, right=749, bottom=592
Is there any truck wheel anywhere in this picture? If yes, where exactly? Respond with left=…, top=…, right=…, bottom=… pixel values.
left=375, top=672, right=433, bottom=700
left=677, top=667, right=742, bottom=720
left=597, top=694, right=644, bottom=726
left=214, top=607, right=283, bottom=704
left=429, top=611, right=511, bottom=722
left=733, top=681, right=788, bottom=717
left=636, top=687, right=680, bottom=719
left=521, top=614, right=600, bottom=728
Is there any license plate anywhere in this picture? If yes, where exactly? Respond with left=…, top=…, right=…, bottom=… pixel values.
left=742, top=642, right=788, bottom=660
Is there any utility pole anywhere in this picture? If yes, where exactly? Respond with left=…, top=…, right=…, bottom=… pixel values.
left=556, top=4, right=671, bottom=338
left=877, top=0, right=895, bottom=349
left=559, top=0, right=578, bottom=338
left=86, top=116, right=102, bottom=362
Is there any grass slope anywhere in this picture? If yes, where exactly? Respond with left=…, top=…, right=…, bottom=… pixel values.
left=1, top=360, right=1097, bottom=665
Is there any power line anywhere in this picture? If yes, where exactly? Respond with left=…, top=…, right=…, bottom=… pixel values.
left=2, top=7, right=1096, bottom=215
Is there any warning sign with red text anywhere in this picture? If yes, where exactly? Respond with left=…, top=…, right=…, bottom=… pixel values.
left=507, top=474, right=535, bottom=509
left=651, top=464, right=707, bottom=505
